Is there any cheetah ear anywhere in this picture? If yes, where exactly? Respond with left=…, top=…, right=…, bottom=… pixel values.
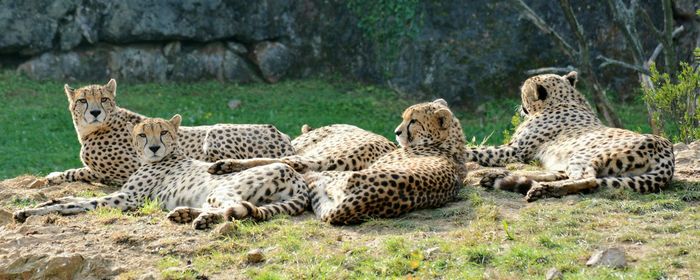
left=536, top=85, right=548, bottom=101
left=434, top=108, right=453, bottom=130
left=564, top=71, right=578, bottom=87
left=433, top=98, right=448, bottom=107
left=64, top=84, right=75, bottom=100
left=169, top=114, right=182, bottom=130
left=105, top=79, right=117, bottom=97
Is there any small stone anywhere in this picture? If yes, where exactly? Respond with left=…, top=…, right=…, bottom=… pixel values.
left=227, top=99, right=242, bottom=110
left=214, top=221, right=237, bottom=237
left=424, top=247, right=440, bottom=259
left=545, top=267, right=563, bottom=280
left=586, top=247, right=627, bottom=268
left=246, top=248, right=264, bottom=263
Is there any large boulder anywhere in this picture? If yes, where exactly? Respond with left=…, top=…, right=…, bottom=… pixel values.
left=252, top=41, right=293, bottom=83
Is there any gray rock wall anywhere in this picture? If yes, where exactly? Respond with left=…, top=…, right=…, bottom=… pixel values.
left=1, top=0, right=698, bottom=104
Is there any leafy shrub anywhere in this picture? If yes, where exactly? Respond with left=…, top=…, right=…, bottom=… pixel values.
left=642, top=60, right=700, bottom=143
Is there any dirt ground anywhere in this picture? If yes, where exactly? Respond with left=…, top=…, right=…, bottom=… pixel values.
left=0, top=142, right=698, bottom=279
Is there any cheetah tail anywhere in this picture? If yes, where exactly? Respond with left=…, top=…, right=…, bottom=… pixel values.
left=595, top=165, right=674, bottom=193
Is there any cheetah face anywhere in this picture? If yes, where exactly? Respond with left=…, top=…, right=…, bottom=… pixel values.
left=65, top=79, right=117, bottom=131
left=520, top=71, right=579, bottom=115
left=127, top=115, right=181, bottom=163
left=394, top=99, right=454, bottom=148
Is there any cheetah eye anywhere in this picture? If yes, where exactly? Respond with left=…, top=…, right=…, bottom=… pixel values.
left=409, top=119, right=417, bottom=124
left=160, top=131, right=168, bottom=136
left=77, top=98, right=87, bottom=104
left=138, top=133, right=146, bottom=138
left=100, top=97, right=109, bottom=102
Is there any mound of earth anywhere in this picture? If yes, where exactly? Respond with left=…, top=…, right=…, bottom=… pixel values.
left=0, top=142, right=697, bottom=279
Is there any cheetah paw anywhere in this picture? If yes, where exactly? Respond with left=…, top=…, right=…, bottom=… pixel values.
left=479, top=170, right=511, bottom=189
left=167, top=207, right=202, bottom=224
left=192, top=212, right=224, bottom=230
left=45, top=172, right=65, bottom=185
left=524, top=183, right=565, bottom=202
left=208, top=160, right=245, bottom=175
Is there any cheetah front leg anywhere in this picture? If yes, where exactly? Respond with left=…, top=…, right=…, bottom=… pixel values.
left=208, top=155, right=320, bottom=174
left=466, top=144, right=531, bottom=167
left=13, top=191, right=137, bottom=222
left=524, top=161, right=598, bottom=202
left=479, top=170, right=568, bottom=194
left=45, top=167, right=104, bottom=185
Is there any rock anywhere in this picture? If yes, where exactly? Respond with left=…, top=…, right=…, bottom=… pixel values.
left=0, top=209, right=12, bottom=226
left=226, top=42, right=248, bottom=54
left=163, top=41, right=182, bottom=57
left=424, top=247, right=440, bottom=259
left=0, top=253, right=121, bottom=279
left=252, top=41, right=293, bottom=83
left=586, top=248, right=627, bottom=268
left=169, top=43, right=226, bottom=82
left=545, top=267, right=563, bottom=280
left=223, top=50, right=259, bottom=83
left=674, top=142, right=689, bottom=152
left=246, top=248, right=265, bottom=263
left=18, top=50, right=110, bottom=82
left=214, top=221, right=238, bottom=237
left=227, top=100, right=242, bottom=110
left=109, top=45, right=168, bottom=82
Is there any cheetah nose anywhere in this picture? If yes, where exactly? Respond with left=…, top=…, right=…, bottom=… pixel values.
left=148, top=146, right=160, bottom=153
left=89, top=110, right=101, bottom=117
left=395, top=130, right=402, bottom=136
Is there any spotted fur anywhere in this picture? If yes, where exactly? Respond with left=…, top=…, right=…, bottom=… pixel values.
left=306, top=99, right=467, bottom=224
left=208, top=124, right=397, bottom=174
left=46, top=79, right=294, bottom=186
left=15, top=115, right=308, bottom=230
left=468, top=72, right=675, bottom=201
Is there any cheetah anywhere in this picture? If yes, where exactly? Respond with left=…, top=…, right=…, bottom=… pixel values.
left=303, top=99, right=467, bottom=224
left=46, top=79, right=294, bottom=186
left=468, top=72, right=675, bottom=201
left=208, top=124, right=397, bottom=174
left=14, top=115, right=308, bottom=230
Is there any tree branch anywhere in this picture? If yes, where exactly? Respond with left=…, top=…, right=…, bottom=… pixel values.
left=597, top=55, right=651, bottom=75
left=558, top=0, right=586, bottom=50
left=640, top=9, right=663, bottom=40
left=646, top=25, right=685, bottom=66
left=511, top=0, right=577, bottom=58
left=524, top=66, right=578, bottom=75
left=605, top=0, right=644, bottom=64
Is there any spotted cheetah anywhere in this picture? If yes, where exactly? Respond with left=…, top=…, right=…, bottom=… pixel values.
left=208, top=124, right=397, bottom=174
left=46, top=79, right=294, bottom=186
left=300, top=99, right=467, bottom=224
left=14, top=115, right=308, bottom=229
left=468, top=72, right=675, bottom=201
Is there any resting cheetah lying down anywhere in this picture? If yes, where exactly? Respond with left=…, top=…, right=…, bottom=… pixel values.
left=208, top=124, right=397, bottom=174
left=46, top=79, right=294, bottom=186
left=468, top=72, right=674, bottom=201
left=305, top=99, right=467, bottom=224
left=14, top=115, right=308, bottom=230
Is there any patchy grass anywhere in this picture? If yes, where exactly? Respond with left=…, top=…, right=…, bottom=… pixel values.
left=113, top=180, right=697, bottom=279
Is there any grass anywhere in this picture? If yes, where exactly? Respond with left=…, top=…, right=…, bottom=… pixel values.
left=1, top=71, right=697, bottom=278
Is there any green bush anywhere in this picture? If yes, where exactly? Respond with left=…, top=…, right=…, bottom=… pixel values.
left=642, top=59, right=700, bottom=143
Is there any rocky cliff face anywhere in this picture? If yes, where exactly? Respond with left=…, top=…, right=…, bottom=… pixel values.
left=1, top=0, right=697, bottom=104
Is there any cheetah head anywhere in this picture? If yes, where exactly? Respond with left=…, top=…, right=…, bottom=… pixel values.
left=520, top=71, right=589, bottom=115
left=64, top=79, right=118, bottom=138
left=394, top=99, right=458, bottom=148
left=126, top=115, right=181, bottom=163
